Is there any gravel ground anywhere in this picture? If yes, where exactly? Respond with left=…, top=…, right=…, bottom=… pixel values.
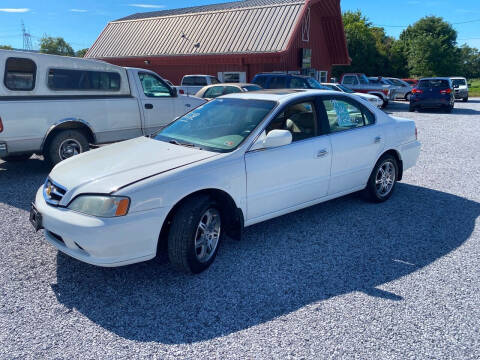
left=1, top=99, right=479, bottom=359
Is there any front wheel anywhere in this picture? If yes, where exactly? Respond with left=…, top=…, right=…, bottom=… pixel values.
left=405, top=93, right=412, bottom=101
left=167, top=195, right=223, bottom=274
left=463, top=97, right=468, bottom=102
left=45, top=130, right=90, bottom=166
left=363, top=155, right=398, bottom=203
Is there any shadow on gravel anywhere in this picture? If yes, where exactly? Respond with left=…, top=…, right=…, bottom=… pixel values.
left=51, top=183, right=480, bottom=344
left=0, top=157, right=49, bottom=211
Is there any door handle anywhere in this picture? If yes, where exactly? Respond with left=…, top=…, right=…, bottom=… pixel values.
left=374, top=136, right=382, bottom=143
left=145, top=103, right=153, bottom=109
left=316, top=149, right=328, bottom=158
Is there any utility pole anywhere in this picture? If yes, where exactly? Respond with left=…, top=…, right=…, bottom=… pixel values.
left=21, top=21, right=33, bottom=51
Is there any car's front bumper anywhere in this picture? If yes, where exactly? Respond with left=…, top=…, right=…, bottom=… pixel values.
left=34, top=187, right=169, bottom=267
left=0, top=143, right=8, bottom=158
left=454, top=89, right=468, bottom=99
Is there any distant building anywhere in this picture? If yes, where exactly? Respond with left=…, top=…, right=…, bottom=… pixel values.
left=86, top=0, right=350, bottom=84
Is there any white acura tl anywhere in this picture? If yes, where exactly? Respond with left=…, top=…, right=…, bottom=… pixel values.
left=31, top=90, right=420, bottom=273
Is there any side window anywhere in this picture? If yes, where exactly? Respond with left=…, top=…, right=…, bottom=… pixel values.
left=223, top=86, right=241, bottom=94
left=268, top=76, right=286, bottom=89
left=342, top=76, right=358, bottom=85
left=289, top=77, right=308, bottom=89
left=203, top=86, right=224, bottom=98
left=253, top=75, right=267, bottom=88
left=47, top=69, right=121, bottom=91
left=4, top=57, right=36, bottom=91
left=209, top=76, right=220, bottom=84
left=138, top=73, right=171, bottom=97
left=182, top=77, right=194, bottom=86
left=322, top=98, right=374, bottom=133
left=266, top=101, right=317, bottom=142
left=194, top=76, right=208, bottom=86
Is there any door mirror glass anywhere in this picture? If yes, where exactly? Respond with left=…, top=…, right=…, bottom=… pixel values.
left=170, top=86, right=177, bottom=97
left=263, top=129, right=292, bottom=148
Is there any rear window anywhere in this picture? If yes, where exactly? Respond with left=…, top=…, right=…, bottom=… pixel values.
left=4, top=57, right=36, bottom=91
left=418, top=79, right=450, bottom=88
left=252, top=75, right=268, bottom=88
left=47, top=69, right=121, bottom=91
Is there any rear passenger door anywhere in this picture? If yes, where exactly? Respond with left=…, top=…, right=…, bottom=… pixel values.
left=135, top=72, right=175, bottom=135
left=319, top=95, right=384, bottom=194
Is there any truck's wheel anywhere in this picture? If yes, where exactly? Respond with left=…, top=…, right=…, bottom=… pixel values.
left=167, top=194, right=223, bottom=274
left=45, top=130, right=90, bottom=166
left=0, top=153, right=32, bottom=162
left=463, top=96, right=468, bottom=102
left=380, top=98, right=388, bottom=108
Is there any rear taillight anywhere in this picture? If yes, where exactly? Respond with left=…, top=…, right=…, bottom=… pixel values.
left=382, top=89, right=389, bottom=95
left=440, top=88, right=451, bottom=94
left=179, top=89, right=185, bottom=94
left=415, top=127, right=418, bottom=140
left=412, top=88, right=423, bottom=94
left=0, top=117, right=3, bottom=133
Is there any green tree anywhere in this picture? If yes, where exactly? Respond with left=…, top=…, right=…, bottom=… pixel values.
left=0, top=45, right=13, bottom=50
left=400, top=16, right=460, bottom=77
left=75, top=48, right=89, bottom=58
left=39, top=36, right=75, bottom=56
left=458, top=44, right=480, bottom=79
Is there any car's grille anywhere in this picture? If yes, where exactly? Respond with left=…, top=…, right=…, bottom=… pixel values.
left=43, top=179, right=67, bottom=206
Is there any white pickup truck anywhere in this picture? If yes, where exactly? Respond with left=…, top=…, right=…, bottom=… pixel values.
left=0, top=50, right=205, bottom=165
left=176, top=74, right=220, bottom=96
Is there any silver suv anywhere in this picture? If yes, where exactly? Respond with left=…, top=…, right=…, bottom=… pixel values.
left=450, top=77, right=469, bottom=102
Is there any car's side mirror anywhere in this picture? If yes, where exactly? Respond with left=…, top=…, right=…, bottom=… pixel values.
left=256, top=129, right=292, bottom=149
left=170, top=87, right=178, bottom=97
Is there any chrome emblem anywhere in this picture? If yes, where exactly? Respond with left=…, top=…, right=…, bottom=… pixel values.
left=46, top=184, right=52, bottom=196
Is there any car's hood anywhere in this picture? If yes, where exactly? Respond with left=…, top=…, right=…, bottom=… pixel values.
left=49, top=137, right=218, bottom=199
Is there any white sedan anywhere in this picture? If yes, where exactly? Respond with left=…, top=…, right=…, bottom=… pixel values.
left=31, top=90, right=421, bottom=273
left=322, top=83, right=384, bottom=108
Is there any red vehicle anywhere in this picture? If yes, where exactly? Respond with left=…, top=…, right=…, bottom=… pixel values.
left=339, top=73, right=396, bottom=108
left=402, top=78, right=418, bottom=86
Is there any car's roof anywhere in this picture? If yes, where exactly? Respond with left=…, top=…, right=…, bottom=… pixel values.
left=419, top=77, right=452, bottom=80
left=183, top=74, right=217, bottom=77
left=201, top=83, right=257, bottom=88
left=254, top=73, right=311, bottom=79
left=221, top=89, right=337, bottom=101
left=449, top=76, right=466, bottom=80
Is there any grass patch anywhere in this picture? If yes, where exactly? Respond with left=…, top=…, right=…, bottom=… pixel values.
left=469, top=78, right=480, bottom=97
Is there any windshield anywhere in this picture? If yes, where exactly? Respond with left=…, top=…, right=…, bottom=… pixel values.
left=306, top=77, right=330, bottom=90
left=336, top=84, right=355, bottom=93
left=389, top=78, right=407, bottom=86
left=242, top=85, right=262, bottom=91
left=452, top=79, right=466, bottom=87
left=155, top=98, right=276, bottom=153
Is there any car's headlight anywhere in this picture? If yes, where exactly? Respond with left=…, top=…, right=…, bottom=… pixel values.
left=68, top=195, right=130, bottom=217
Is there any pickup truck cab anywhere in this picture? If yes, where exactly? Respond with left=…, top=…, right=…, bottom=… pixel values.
left=177, top=74, right=220, bottom=96
left=0, top=50, right=205, bottom=165
left=340, top=73, right=396, bottom=108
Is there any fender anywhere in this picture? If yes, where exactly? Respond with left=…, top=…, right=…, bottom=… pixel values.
left=367, top=91, right=387, bottom=101
left=40, top=118, right=97, bottom=151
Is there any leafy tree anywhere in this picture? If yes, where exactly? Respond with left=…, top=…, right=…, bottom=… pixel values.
left=458, top=44, right=480, bottom=79
left=39, top=36, right=75, bottom=56
left=400, top=16, right=460, bottom=77
left=75, top=48, right=89, bottom=58
left=0, top=45, right=13, bottom=50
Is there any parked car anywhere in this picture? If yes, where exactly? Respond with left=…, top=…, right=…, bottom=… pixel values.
left=402, top=78, right=418, bottom=86
left=31, top=89, right=420, bottom=273
left=450, top=77, right=469, bottom=102
left=252, top=73, right=331, bottom=90
left=368, top=77, right=404, bottom=101
left=195, top=83, right=262, bottom=100
left=409, top=77, right=455, bottom=112
left=0, top=50, right=206, bottom=165
left=386, top=78, right=413, bottom=101
left=339, top=73, right=396, bottom=108
left=321, top=83, right=383, bottom=108
left=177, top=74, right=220, bottom=95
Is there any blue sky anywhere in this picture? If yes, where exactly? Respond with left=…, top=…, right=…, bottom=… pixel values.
left=0, top=0, right=479, bottom=51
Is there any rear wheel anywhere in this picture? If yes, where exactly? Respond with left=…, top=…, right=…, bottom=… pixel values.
left=409, top=104, right=416, bottom=112
left=45, top=130, right=90, bottom=166
left=363, top=154, right=398, bottom=203
left=444, top=104, right=453, bottom=113
left=167, top=195, right=223, bottom=274
left=0, top=153, right=32, bottom=162
left=405, top=92, right=412, bottom=101
left=463, top=96, right=468, bottom=102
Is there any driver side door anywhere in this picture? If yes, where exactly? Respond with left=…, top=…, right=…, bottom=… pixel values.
left=244, top=99, right=332, bottom=222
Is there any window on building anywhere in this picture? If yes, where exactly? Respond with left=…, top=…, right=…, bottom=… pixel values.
left=47, top=69, right=121, bottom=91
left=4, top=57, right=36, bottom=91
left=138, top=73, right=171, bottom=97
left=318, top=71, right=328, bottom=83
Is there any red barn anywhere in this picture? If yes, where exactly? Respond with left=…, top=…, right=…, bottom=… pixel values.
left=86, top=0, right=350, bottom=84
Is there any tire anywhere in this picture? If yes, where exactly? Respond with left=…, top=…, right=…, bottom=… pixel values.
left=363, top=154, right=398, bottom=203
left=409, top=105, right=416, bottom=112
left=405, top=93, right=412, bottom=101
left=463, top=97, right=468, bottom=102
left=167, top=195, right=223, bottom=274
left=381, top=99, right=388, bottom=109
left=45, top=130, right=90, bottom=166
left=0, top=153, right=32, bottom=162
left=444, top=104, right=453, bottom=113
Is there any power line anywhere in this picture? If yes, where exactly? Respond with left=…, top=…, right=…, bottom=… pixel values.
left=374, top=18, right=480, bottom=28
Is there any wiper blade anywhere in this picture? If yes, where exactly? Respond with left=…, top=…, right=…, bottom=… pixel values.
left=168, top=139, right=202, bottom=149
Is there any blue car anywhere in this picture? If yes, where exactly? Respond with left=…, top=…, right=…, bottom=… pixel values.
left=409, top=77, right=454, bottom=113
left=252, top=73, right=330, bottom=90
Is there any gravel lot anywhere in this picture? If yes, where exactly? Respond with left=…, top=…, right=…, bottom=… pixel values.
left=1, top=99, right=479, bottom=359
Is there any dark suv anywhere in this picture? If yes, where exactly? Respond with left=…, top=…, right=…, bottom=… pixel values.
left=409, top=77, right=454, bottom=113
left=252, top=73, right=330, bottom=90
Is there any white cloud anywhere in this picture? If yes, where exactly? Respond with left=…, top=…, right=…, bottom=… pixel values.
left=70, top=9, right=88, bottom=13
left=0, top=8, right=30, bottom=13
left=128, top=4, right=165, bottom=8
